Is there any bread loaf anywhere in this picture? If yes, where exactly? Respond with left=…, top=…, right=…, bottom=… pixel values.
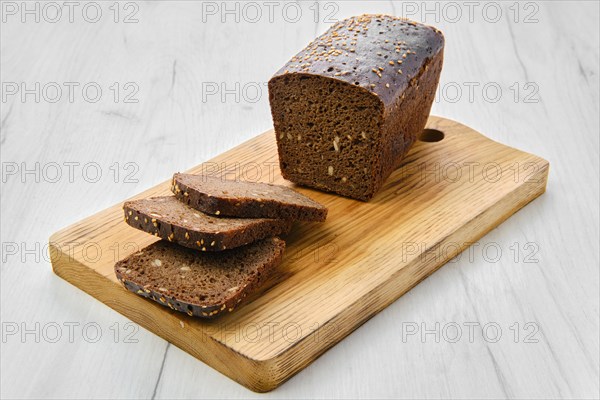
left=268, top=14, right=444, bottom=200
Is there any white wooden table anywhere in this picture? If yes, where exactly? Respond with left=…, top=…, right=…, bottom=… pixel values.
left=1, top=1, right=598, bottom=398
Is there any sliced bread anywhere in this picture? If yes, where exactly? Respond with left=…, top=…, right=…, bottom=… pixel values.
left=115, top=237, right=285, bottom=318
left=172, top=173, right=328, bottom=221
left=124, top=196, right=292, bottom=251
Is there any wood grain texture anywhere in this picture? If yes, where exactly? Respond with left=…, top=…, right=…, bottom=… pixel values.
left=49, top=116, right=548, bottom=392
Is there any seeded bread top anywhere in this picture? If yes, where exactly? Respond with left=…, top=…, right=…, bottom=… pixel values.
left=271, top=14, right=444, bottom=105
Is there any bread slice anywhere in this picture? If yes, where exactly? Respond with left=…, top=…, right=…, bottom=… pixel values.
left=124, top=196, right=292, bottom=251
left=115, top=237, right=285, bottom=318
left=172, top=173, right=328, bottom=221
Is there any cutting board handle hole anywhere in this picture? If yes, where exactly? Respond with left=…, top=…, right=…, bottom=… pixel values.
left=419, top=129, right=444, bottom=143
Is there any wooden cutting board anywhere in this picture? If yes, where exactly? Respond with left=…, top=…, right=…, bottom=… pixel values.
left=49, top=116, right=549, bottom=392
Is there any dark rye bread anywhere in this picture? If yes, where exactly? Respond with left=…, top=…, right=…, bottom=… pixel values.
left=268, top=14, right=444, bottom=201
left=115, top=237, right=285, bottom=318
left=124, top=196, right=292, bottom=251
left=172, top=173, right=328, bottom=221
